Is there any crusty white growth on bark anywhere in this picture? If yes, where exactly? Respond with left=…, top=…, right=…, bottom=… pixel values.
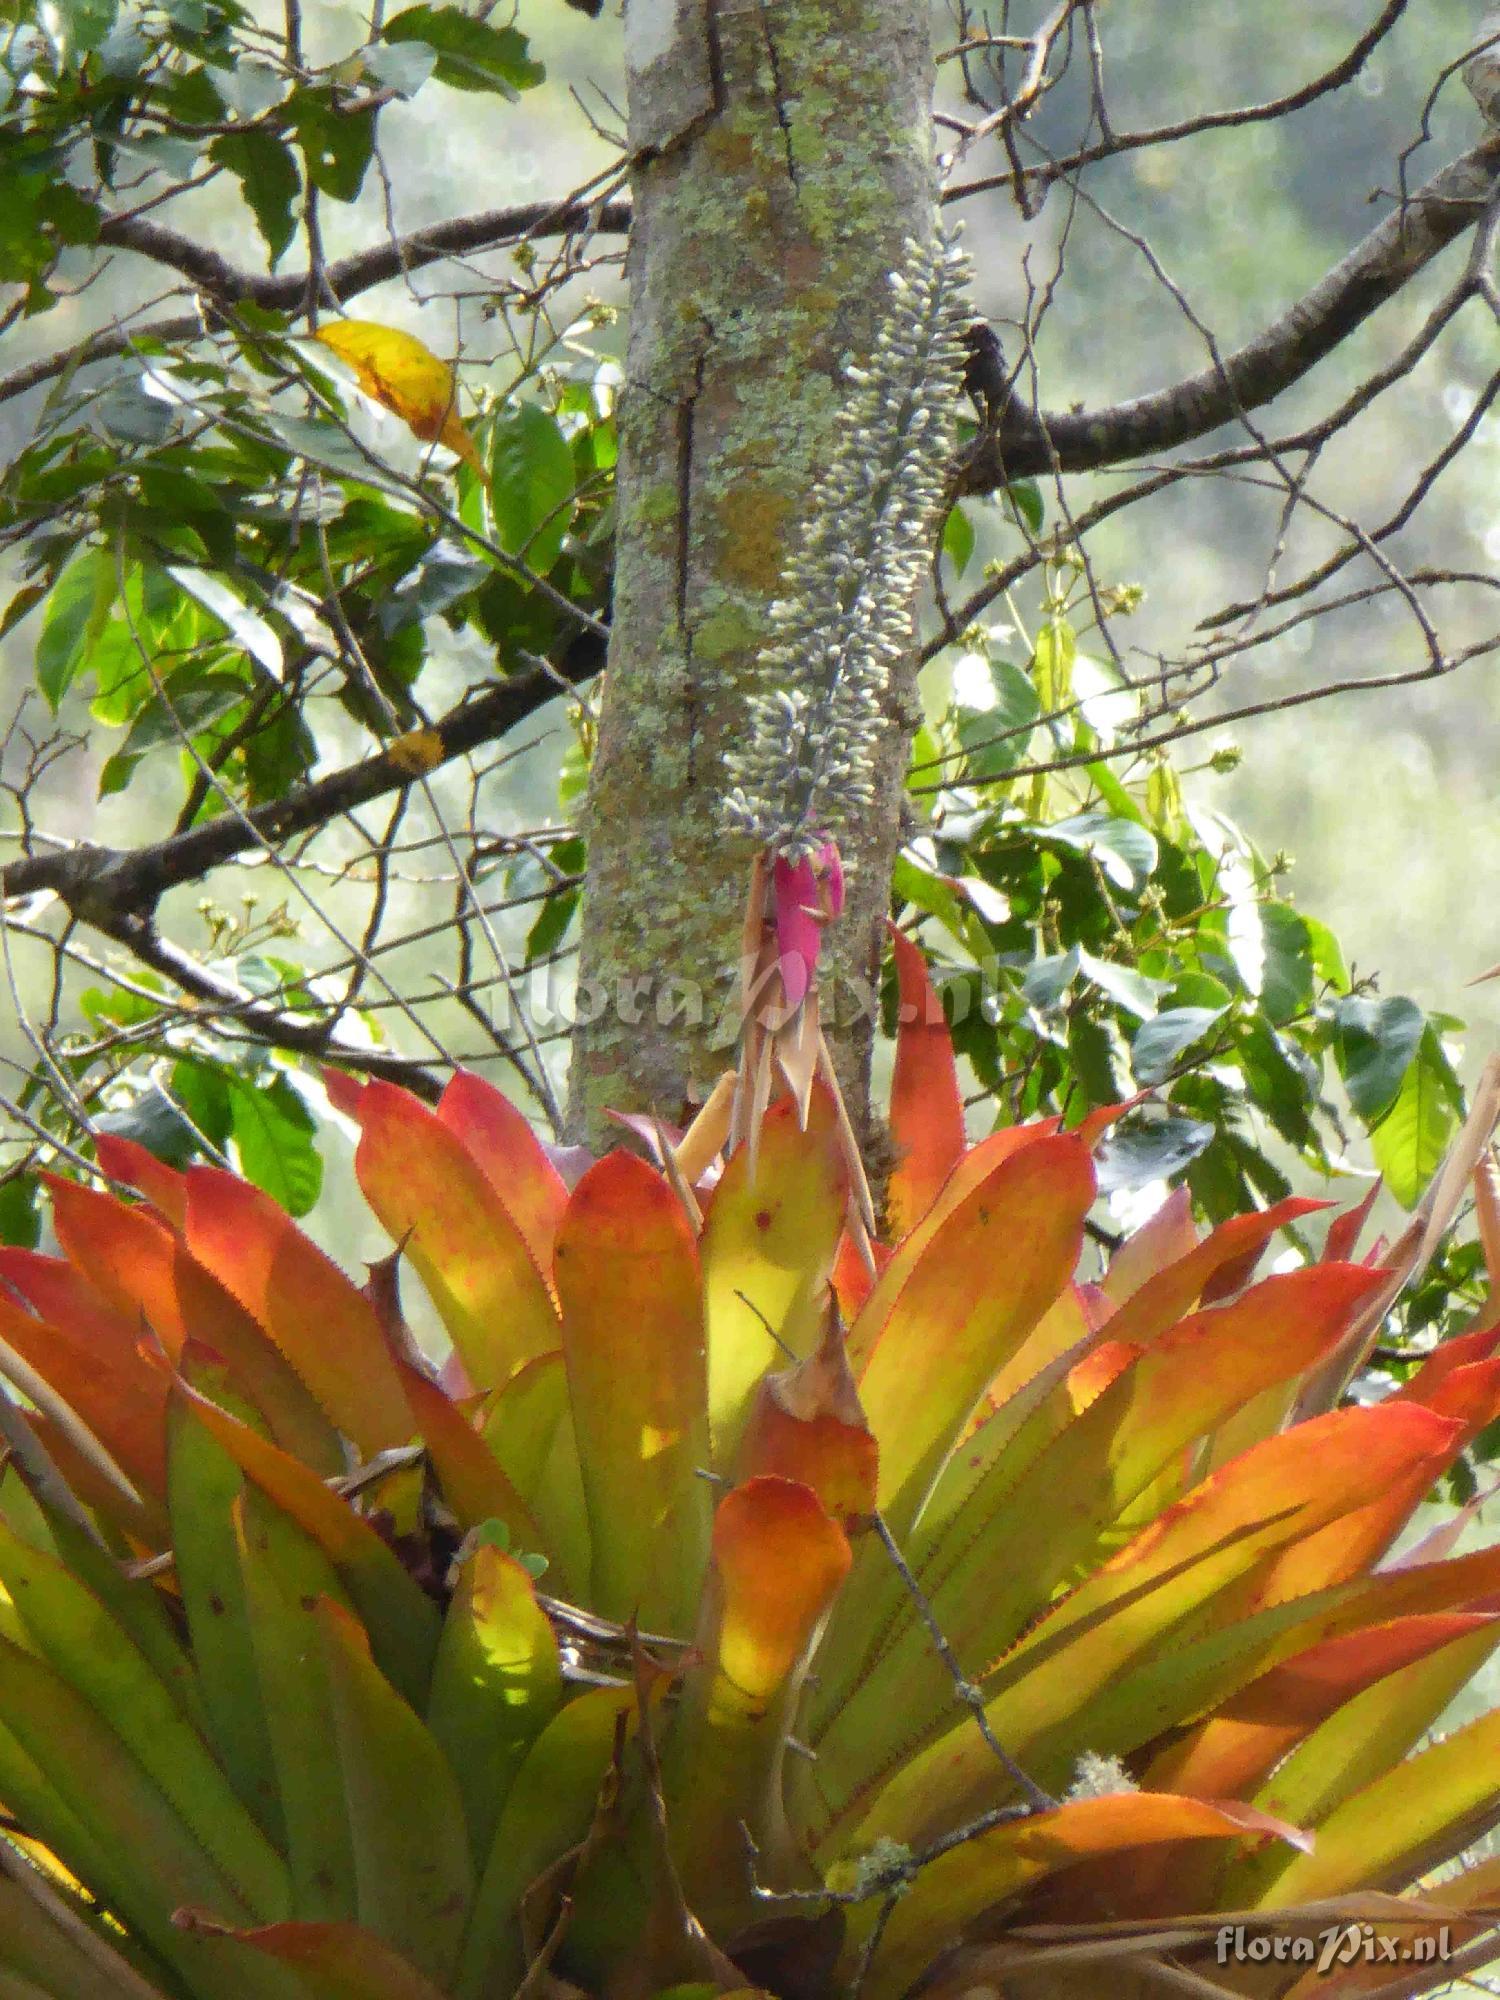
left=722, top=234, right=970, bottom=862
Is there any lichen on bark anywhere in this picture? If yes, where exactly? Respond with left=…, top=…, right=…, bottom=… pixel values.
left=569, top=0, right=944, bottom=1145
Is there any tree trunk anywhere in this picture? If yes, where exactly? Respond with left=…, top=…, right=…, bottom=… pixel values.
left=568, top=0, right=941, bottom=1145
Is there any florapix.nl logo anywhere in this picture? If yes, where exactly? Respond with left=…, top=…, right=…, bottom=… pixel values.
left=1215, top=1921, right=1452, bottom=1976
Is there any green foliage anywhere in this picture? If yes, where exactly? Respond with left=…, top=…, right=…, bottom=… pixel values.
left=902, top=550, right=1470, bottom=1300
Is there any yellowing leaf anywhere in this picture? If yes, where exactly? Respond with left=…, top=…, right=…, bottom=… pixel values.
left=313, top=320, right=484, bottom=480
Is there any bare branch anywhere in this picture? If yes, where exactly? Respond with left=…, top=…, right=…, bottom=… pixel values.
left=962, top=137, right=1500, bottom=487
left=0, top=189, right=632, bottom=410
left=1, top=631, right=605, bottom=916
left=945, top=0, right=1412, bottom=206
left=96, top=190, right=632, bottom=312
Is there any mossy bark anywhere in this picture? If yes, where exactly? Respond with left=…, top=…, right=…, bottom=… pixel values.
left=567, top=0, right=941, bottom=1144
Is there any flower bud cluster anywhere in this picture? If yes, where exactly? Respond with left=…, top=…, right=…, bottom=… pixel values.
left=722, top=231, right=971, bottom=861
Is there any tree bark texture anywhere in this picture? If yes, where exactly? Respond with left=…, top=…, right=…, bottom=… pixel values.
left=568, top=0, right=940, bottom=1144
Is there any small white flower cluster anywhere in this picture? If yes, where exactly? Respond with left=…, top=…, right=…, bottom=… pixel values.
left=722, top=231, right=971, bottom=862
left=1064, top=1750, right=1141, bottom=1802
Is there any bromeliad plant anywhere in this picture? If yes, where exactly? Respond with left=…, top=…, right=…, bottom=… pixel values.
left=4, top=233, right=1500, bottom=2000
left=1, top=952, right=1500, bottom=1999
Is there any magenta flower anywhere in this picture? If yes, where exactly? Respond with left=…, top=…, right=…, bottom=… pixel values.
left=771, top=840, right=846, bottom=1009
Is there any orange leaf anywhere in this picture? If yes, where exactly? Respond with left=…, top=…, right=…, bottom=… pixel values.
left=1281, top=1860, right=1500, bottom=1996
left=662, top=1483, right=847, bottom=1932
left=171, top=1916, right=452, bottom=2000
left=184, top=1168, right=414, bottom=1458
left=313, top=319, right=484, bottom=480
left=706, top=1476, right=852, bottom=1713
left=321, top=1067, right=367, bottom=1120
left=1095, top=1263, right=1387, bottom=1498
left=94, top=1132, right=189, bottom=1226
left=830, top=1226, right=886, bottom=1319
left=736, top=1308, right=878, bottom=1529
left=1245, top=1699, right=1500, bottom=1911
left=1101, top=1194, right=1331, bottom=1347
left=1239, top=1360, right=1500, bottom=1612
left=1101, top=1185, right=1197, bottom=1305
left=847, top=1792, right=1307, bottom=2000
left=0, top=1292, right=167, bottom=1500
left=1122, top=1613, right=1500, bottom=1917
left=855, top=1132, right=1095, bottom=1535
left=845, top=1120, right=1061, bottom=1370
left=1396, top=1327, right=1500, bottom=1403
left=0, top=1245, right=149, bottom=1371
left=436, top=1072, right=568, bottom=1275
left=47, top=1177, right=340, bottom=1471
left=885, top=923, right=966, bottom=1237
left=1325, top=1178, right=1383, bottom=1263
left=843, top=1404, right=1463, bottom=1857
left=354, top=1081, right=559, bottom=1391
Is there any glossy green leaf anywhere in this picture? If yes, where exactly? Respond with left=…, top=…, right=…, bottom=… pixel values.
left=361, top=37, right=437, bottom=97
left=234, top=1489, right=358, bottom=1922
left=0, top=1511, right=288, bottom=1921
left=702, top=1088, right=848, bottom=1465
left=291, top=92, right=376, bottom=202
left=228, top=1073, right=323, bottom=1216
left=457, top=1685, right=636, bottom=2000
left=318, top=1600, right=473, bottom=1985
left=941, top=501, right=974, bottom=575
left=426, top=1543, right=563, bottom=1866
left=1335, top=994, right=1424, bottom=1121
left=1044, top=810, right=1157, bottom=891
left=487, top=401, right=576, bottom=573
left=36, top=548, right=112, bottom=708
left=210, top=130, right=299, bottom=266
left=1131, top=1004, right=1228, bottom=1085
left=166, top=564, right=283, bottom=679
left=1371, top=1027, right=1461, bottom=1208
